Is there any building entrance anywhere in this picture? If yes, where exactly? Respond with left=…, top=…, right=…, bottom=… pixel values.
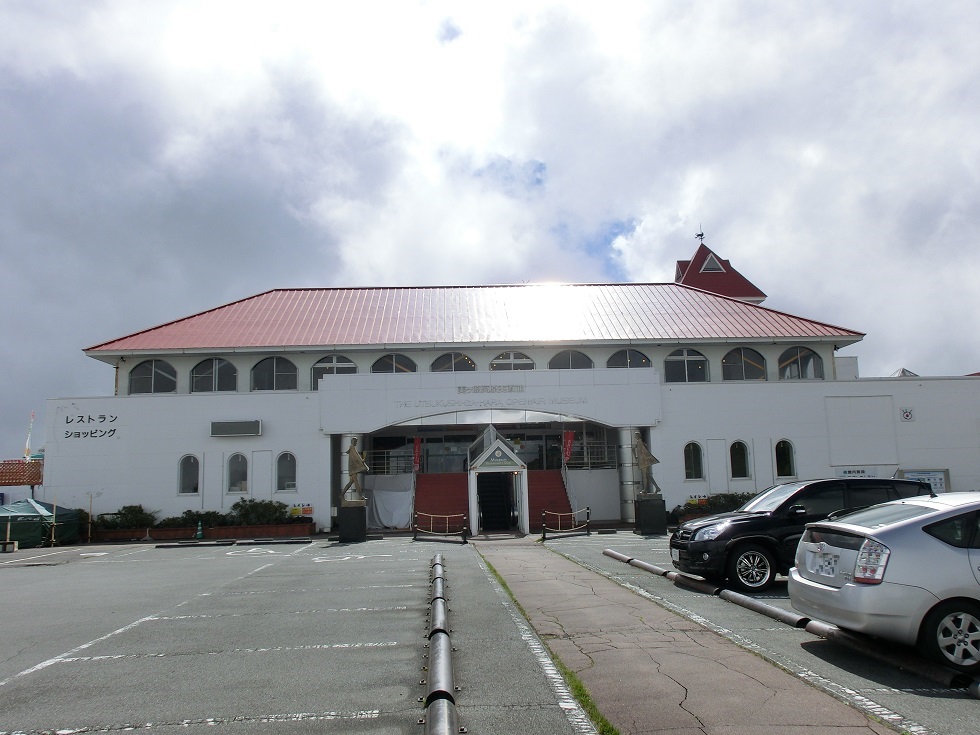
left=476, top=472, right=513, bottom=531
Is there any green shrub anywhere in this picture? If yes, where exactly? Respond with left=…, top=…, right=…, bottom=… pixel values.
left=228, top=498, right=289, bottom=526
left=98, top=504, right=158, bottom=529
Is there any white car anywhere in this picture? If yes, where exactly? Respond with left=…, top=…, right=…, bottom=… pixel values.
left=789, top=492, right=980, bottom=674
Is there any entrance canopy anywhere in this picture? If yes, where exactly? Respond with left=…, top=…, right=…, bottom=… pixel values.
left=319, top=368, right=662, bottom=434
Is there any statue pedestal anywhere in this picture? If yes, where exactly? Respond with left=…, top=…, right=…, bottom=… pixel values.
left=634, top=494, right=667, bottom=535
left=338, top=502, right=367, bottom=543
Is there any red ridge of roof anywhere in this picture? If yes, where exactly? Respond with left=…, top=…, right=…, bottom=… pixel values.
left=675, top=243, right=767, bottom=302
left=85, top=283, right=863, bottom=354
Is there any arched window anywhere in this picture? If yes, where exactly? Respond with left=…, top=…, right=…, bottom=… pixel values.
left=251, top=357, right=297, bottom=391
left=276, top=452, right=297, bottom=493
left=607, top=349, right=652, bottom=369
left=684, top=442, right=704, bottom=480
left=431, top=352, right=476, bottom=372
left=490, top=351, right=535, bottom=370
left=548, top=350, right=593, bottom=369
left=372, top=354, right=417, bottom=373
left=191, top=358, right=237, bottom=392
left=312, top=355, right=357, bottom=387
left=128, top=359, right=177, bottom=394
left=775, top=440, right=796, bottom=478
left=227, top=453, right=248, bottom=493
left=778, top=347, right=824, bottom=380
left=730, top=441, right=750, bottom=479
left=179, top=455, right=200, bottom=494
left=665, top=349, right=709, bottom=383
left=722, top=348, right=767, bottom=381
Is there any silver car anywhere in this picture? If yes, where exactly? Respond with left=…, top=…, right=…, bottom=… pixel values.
left=788, top=492, right=980, bottom=674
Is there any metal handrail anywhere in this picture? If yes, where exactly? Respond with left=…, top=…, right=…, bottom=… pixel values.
left=413, top=511, right=468, bottom=544
left=541, top=506, right=591, bottom=541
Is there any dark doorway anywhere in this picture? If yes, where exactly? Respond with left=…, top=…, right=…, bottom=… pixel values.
left=477, top=473, right=513, bottom=531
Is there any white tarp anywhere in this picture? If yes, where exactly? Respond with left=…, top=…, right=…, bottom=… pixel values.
left=365, top=476, right=413, bottom=529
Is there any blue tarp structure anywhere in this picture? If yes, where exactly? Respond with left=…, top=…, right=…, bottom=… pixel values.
left=0, top=499, right=81, bottom=548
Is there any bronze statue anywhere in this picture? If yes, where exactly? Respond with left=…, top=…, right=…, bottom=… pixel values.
left=633, top=431, right=662, bottom=494
left=342, top=437, right=369, bottom=500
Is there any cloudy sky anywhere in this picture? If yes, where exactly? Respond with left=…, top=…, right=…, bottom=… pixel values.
left=1, top=1, right=978, bottom=459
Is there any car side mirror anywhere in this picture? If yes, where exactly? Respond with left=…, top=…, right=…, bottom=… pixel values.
left=787, top=504, right=807, bottom=517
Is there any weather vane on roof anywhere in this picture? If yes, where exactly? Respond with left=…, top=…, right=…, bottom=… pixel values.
left=695, top=226, right=705, bottom=243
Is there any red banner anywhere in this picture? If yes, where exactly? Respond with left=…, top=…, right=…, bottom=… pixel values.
left=413, top=437, right=422, bottom=472
left=562, top=431, right=575, bottom=462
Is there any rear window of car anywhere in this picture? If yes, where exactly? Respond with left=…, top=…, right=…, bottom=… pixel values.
left=827, top=502, right=934, bottom=530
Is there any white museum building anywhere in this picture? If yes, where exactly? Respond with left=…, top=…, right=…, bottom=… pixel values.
left=35, top=246, right=980, bottom=534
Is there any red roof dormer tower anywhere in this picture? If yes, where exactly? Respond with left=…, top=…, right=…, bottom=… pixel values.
left=675, top=238, right=767, bottom=304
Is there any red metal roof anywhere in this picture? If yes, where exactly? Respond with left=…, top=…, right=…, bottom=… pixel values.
left=675, top=244, right=767, bottom=302
left=85, top=283, right=863, bottom=354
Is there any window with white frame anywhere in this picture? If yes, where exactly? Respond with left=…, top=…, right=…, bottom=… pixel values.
left=129, top=359, right=177, bottom=394
left=722, top=348, right=767, bottom=381
left=431, top=352, right=476, bottom=372
left=312, top=355, right=357, bottom=386
left=775, top=440, right=796, bottom=477
left=548, top=350, right=593, bottom=369
left=251, top=357, right=297, bottom=391
left=684, top=442, right=704, bottom=480
left=607, top=349, right=652, bottom=369
left=778, top=347, right=824, bottom=380
left=179, top=455, right=200, bottom=494
left=665, top=349, right=709, bottom=383
left=191, top=358, right=237, bottom=392
left=490, top=351, right=535, bottom=370
left=227, top=453, right=248, bottom=493
left=730, top=441, right=750, bottom=479
left=372, top=354, right=417, bottom=373
left=276, top=452, right=297, bottom=493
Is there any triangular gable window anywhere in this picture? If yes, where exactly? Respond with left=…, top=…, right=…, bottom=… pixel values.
left=700, top=254, right=725, bottom=273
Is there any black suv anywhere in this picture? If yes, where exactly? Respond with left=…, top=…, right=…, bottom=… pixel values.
left=669, top=478, right=933, bottom=592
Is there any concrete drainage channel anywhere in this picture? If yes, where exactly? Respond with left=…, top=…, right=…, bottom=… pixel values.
left=602, top=548, right=980, bottom=699
left=420, top=553, right=465, bottom=735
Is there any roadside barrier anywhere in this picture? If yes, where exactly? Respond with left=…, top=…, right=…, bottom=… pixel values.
left=541, top=506, right=590, bottom=541
left=414, top=512, right=469, bottom=544
left=421, top=553, right=463, bottom=734
left=602, top=547, right=980, bottom=697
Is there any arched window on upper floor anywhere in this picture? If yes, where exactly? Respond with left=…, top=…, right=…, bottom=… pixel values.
left=129, top=359, right=177, bottom=394
left=372, top=354, right=417, bottom=373
left=178, top=455, right=200, bottom=494
left=665, top=349, right=709, bottom=383
left=778, top=347, right=824, bottom=380
left=684, top=442, right=704, bottom=480
left=490, top=351, right=535, bottom=370
left=730, top=441, right=750, bottom=479
left=312, top=355, right=357, bottom=387
left=607, top=349, right=652, bottom=369
left=431, top=352, right=476, bottom=372
left=251, top=357, right=297, bottom=391
left=227, top=453, right=248, bottom=493
left=775, top=440, right=796, bottom=478
left=722, top=348, right=767, bottom=381
left=191, top=358, right=237, bottom=392
left=276, top=452, right=297, bottom=493
left=548, top=350, right=593, bottom=370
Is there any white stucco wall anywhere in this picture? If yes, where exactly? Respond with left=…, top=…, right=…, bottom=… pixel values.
left=38, top=374, right=980, bottom=527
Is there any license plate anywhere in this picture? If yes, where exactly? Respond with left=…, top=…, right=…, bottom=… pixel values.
left=813, top=551, right=840, bottom=577
left=670, top=548, right=679, bottom=561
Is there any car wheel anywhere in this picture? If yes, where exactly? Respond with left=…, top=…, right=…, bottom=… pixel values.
left=919, top=600, right=980, bottom=674
left=726, top=544, right=776, bottom=592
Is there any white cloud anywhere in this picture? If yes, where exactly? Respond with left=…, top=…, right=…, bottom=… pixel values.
left=1, top=0, right=980, bottom=459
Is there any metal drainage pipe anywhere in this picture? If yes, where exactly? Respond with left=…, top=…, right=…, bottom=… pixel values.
left=422, top=555, right=462, bottom=731
left=424, top=696, right=459, bottom=735
left=431, top=576, right=446, bottom=602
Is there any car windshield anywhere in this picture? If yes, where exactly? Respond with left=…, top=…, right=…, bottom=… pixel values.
left=738, top=482, right=808, bottom=513
left=827, top=501, right=933, bottom=529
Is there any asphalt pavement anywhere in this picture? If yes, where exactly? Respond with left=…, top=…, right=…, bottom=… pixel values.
left=0, top=532, right=969, bottom=734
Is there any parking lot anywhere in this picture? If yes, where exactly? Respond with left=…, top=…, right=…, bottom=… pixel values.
left=547, top=531, right=978, bottom=735
left=0, top=532, right=976, bottom=735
